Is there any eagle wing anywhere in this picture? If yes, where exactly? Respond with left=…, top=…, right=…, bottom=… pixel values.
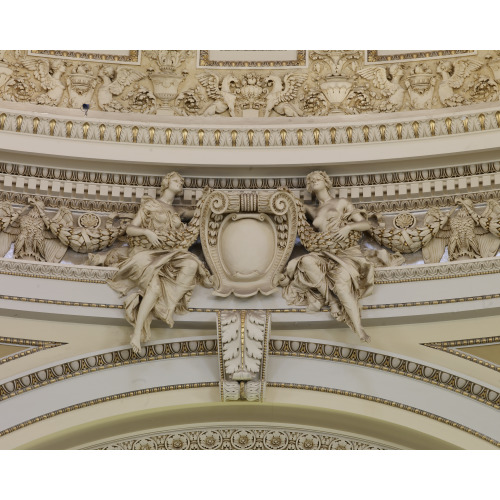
left=0, top=232, right=15, bottom=257
left=23, top=58, right=52, bottom=89
left=357, top=66, right=388, bottom=90
left=449, top=60, right=483, bottom=89
left=279, top=74, right=307, bottom=103
left=476, top=232, right=500, bottom=258
left=198, top=73, right=221, bottom=100
left=110, top=68, right=144, bottom=95
left=43, top=236, right=68, bottom=263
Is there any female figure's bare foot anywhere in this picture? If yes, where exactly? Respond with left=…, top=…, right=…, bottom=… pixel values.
left=358, top=329, right=371, bottom=343
left=130, top=330, right=142, bottom=354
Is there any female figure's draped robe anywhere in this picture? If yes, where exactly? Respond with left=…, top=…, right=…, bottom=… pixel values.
left=108, top=197, right=212, bottom=339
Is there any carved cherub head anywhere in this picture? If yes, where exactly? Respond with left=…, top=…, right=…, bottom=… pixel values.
left=161, top=171, right=184, bottom=195
left=306, top=170, right=332, bottom=194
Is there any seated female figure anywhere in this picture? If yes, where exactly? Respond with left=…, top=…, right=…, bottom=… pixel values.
left=281, top=171, right=374, bottom=342
left=109, top=172, right=212, bottom=353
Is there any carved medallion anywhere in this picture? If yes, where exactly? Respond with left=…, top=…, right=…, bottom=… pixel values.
left=200, top=189, right=298, bottom=297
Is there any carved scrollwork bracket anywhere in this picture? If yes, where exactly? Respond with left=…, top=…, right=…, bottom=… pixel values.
left=200, top=189, right=298, bottom=297
left=217, top=310, right=270, bottom=402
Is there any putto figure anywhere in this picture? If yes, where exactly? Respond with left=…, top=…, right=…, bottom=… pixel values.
left=280, top=171, right=374, bottom=342
left=108, top=172, right=213, bottom=353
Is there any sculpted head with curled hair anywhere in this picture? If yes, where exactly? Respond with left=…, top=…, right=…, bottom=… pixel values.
left=161, top=172, right=184, bottom=195
left=306, top=171, right=333, bottom=195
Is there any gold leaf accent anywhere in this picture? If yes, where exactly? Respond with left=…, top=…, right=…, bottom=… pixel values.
left=49, top=119, right=56, bottom=137
left=429, top=120, right=436, bottom=136
left=313, top=128, right=320, bottom=145
left=363, top=125, right=369, bottom=142
left=99, top=124, right=106, bottom=141
left=280, top=129, right=287, bottom=146
left=214, top=129, right=221, bottom=146
left=165, top=128, right=172, bottom=145
left=379, top=125, right=386, bottom=141
left=330, top=127, right=336, bottom=144
left=412, top=121, right=419, bottom=138
left=66, top=121, right=73, bottom=138
left=182, top=128, right=188, bottom=145
left=396, top=123, right=402, bottom=140
left=496, top=111, right=500, bottom=128
left=231, top=130, right=237, bottom=147
left=346, top=126, right=353, bottom=143
left=32, top=117, right=39, bottom=135
left=198, top=129, right=204, bottom=146
left=264, top=129, right=270, bottom=146
left=149, top=127, right=155, bottom=144
left=297, top=129, right=303, bottom=146
left=115, top=125, right=122, bottom=142
left=0, top=113, right=6, bottom=131
left=16, top=115, right=23, bottom=133
left=132, top=126, right=139, bottom=143
left=445, top=117, right=452, bottom=135
left=479, top=114, right=485, bottom=131
left=463, top=117, right=469, bottom=133
left=82, top=122, right=89, bottom=140
left=247, top=129, right=254, bottom=147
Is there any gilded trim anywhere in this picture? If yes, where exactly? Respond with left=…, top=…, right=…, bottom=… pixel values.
left=4, top=161, right=500, bottom=190
left=266, top=382, right=499, bottom=448
left=0, top=382, right=219, bottom=438
left=269, top=340, right=500, bottom=410
left=362, top=294, right=500, bottom=310
left=0, top=294, right=122, bottom=309
left=260, top=311, right=271, bottom=401
left=2, top=106, right=499, bottom=149
left=2, top=292, right=500, bottom=313
left=424, top=336, right=500, bottom=372
left=0, top=337, right=64, bottom=365
left=198, top=50, right=307, bottom=68
left=366, top=50, right=475, bottom=63
left=28, top=50, right=140, bottom=64
left=0, top=340, right=217, bottom=401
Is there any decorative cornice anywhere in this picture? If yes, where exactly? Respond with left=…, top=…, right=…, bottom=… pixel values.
left=3, top=256, right=500, bottom=286
left=266, top=383, right=500, bottom=448
left=373, top=257, right=500, bottom=284
left=0, top=259, right=115, bottom=283
left=86, top=425, right=394, bottom=450
left=1, top=105, right=500, bottom=148
left=0, top=340, right=217, bottom=402
left=269, top=340, right=500, bottom=410
left=4, top=161, right=500, bottom=214
left=0, top=336, right=64, bottom=365
left=424, top=336, right=500, bottom=372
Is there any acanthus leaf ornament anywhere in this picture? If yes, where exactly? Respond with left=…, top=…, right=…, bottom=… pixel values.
left=217, top=310, right=270, bottom=402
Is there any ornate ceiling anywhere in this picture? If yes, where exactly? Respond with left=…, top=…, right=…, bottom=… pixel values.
left=0, top=50, right=499, bottom=451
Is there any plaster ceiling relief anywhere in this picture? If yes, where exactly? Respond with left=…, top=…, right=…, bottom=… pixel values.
left=0, top=50, right=499, bottom=119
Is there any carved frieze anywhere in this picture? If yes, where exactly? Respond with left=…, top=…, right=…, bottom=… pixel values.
left=0, top=50, right=499, bottom=117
